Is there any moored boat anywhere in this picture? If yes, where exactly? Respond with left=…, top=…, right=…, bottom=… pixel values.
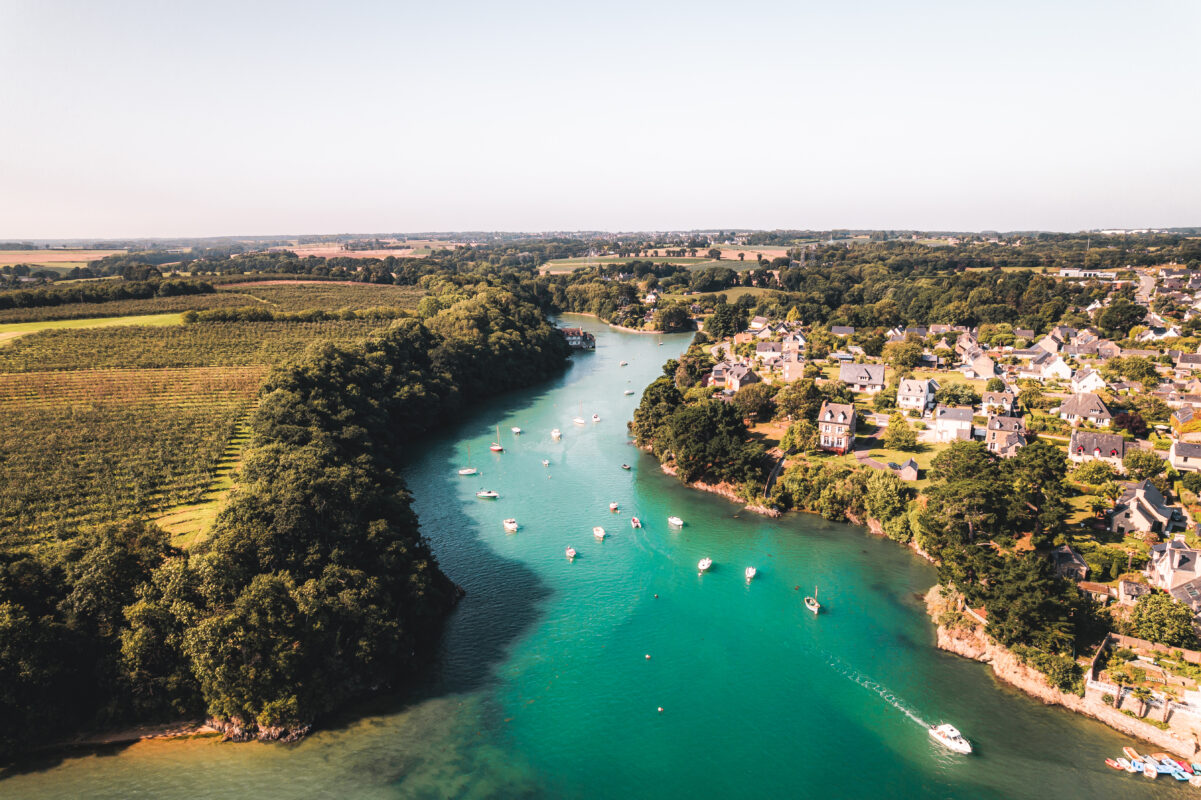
left=1117, top=758, right=1134, bottom=772
left=697, top=557, right=712, bottom=572
left=490, top=424, right=504, bottom=452
left=624, top=389, right=635, bottom=395
left=804, top=586, right=821, bottom=615
left=573, top=417, right=586, bottom=425
left=621, top=463, right=631, bottom=470
left=476, top=489, right=499, bottom=499
left=1123, top=747, right=1142, bottom=762
left=551, top=428, right=562, bottom=439
left=630, top=517, right=641, bottom=528
left=503, top=518, right=518, bottom=533
left=928, top=723, right=972, bottom=754
left=592, top=413, right=600, bottom=422
left=1191, top=774, right=1201, bottom=787
left=667, top=516, right=684, bottom=527
left=619, top=360, right=628, bottom=366
left=1143, top=761, right=1158, bottom=778
left=565, top=547, right=576, bottom=560
left=511, top=426, right=522, bottom=434
left=745, top=566, right=757, bottom=581
left=458, top=467, right=478, bottom=475
left=609, top=502, right=619, bottom=511
left=593, top=526, right=606, bottom=539
left=1105, top=758, right=1122, bottom=770
left=542, top=459, right=550, bottom=467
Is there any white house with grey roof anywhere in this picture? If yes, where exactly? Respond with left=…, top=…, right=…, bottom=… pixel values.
left=1169, top=440, right=1201, bottom=473
left=838, top=363, right=886, bottom=394
left=1112, top=480, right=1183, bottom=537
left=1058, top=393, right=1113, bottom=427
left=932, top=405, right=974, bottom=442
left=1145, top=536, right=1201, bottom=619
left=1070, top=367, right=1107, bottom=395
left=897, top=378, right=938, bottom=412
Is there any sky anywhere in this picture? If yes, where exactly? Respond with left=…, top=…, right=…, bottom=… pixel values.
left=1, top=0, right=1199, bottom=238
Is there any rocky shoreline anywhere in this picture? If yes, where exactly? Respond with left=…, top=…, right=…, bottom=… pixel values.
left=925, top=586, right=1201, bottom=757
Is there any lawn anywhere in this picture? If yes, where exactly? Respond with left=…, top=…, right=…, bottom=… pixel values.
left=909, top=368, right=988, bottom=393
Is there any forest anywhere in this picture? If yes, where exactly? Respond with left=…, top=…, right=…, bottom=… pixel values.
left=0, top=287, right=571, bottom=761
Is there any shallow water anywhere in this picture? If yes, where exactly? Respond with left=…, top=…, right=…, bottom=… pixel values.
left=1, top=316, right=1183, bottom=798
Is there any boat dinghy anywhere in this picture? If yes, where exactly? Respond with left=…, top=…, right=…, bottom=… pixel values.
left=667, top=516, right=684, bottom=527
left=476, top=489, right=499, bottom=499
left=593, top=526, right=606, bottom=540
left=697, top=557, right=712, bottom=572
left=630, top=517, right=642, bottom=529
left=503, top=519, right=519, bottom=533
left=745, top=567, right=757, bottom=581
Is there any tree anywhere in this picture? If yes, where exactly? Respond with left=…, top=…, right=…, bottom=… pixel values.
left=863, top=471, right=912, bottom=541
left=1073, top=459, right=1116, bottom=486
left=883, top=413, right=918, bottom=451
left=1112, top=411, right=1147, bottom=437
left=1096, top=298, right=1146, bottom=339
left=774, top=379, right=825, bottom=421
left=705, top=302, right=746, bottom=340
left=733, top=382, right=776, bottom=420
left=1002, top=442, right=1070, bottom=544
left=1123, top=448, right=1166, bottom=482
left=1109, top=666, right=1130, bottom=707
left=882, top=341, right=922, bottom=370
left=1126, top=592, right=1198, bottom=648
left=780, top=419, right=817, bottom=455
left=665, top=400, right=762, bottom=484
left=935, top=382, right=981, bottom=407
left=1132, top=686, right=1154, bottom=718
left=985, top=377, right=1006, bottom=393
left=1162, top=684, right=1179, bottom=723
left=631, top=376, right=683, bottom=448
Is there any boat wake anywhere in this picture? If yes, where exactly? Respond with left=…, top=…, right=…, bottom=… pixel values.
left=825, top=654, right=928, bottom=728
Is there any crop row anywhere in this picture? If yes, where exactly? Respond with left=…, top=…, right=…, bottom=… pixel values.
left=0, top=291, right=262, bottom=323
left=0, top=366, right=265, bottom=409
left=229, top=282, right=426, bottom=312
left=0, top=319, right=391, bottom=372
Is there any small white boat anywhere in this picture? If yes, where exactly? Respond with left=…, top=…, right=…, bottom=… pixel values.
left=624, top=389, right=635, bottom=395
left=697, top=557, right=712, bottom=572
left=667, top=516, right=684, bottom=527
left=745, top=567, right=757, bottom=581
left=928, top=723, right=972, bottom=754
left=804, top=586, right=821, bottom=615
left=593, top=526, right=606, bottom=540
left=458, top=467, right=478, bottom=476
left=551, top=428, right=562, bottom=439
left=573, top=417, right=586, bottom=426
left=476, top=489, right=499, bottom=499
left=542, top=459, right=550, bottom=467
left=566, top=547, right=577, bottom=560
left=592, top=414, right=600, bottom=422
left=621, top=464, right=631, bottom=470
left=609, top=502, right=619, bottom=511
left=511, top=427, right=522, bottom=434
left=503, top=518, right=519, bottom=533
left=619, top=360, right=628, bottom=366
left=630, top=517, right=642, bottom=529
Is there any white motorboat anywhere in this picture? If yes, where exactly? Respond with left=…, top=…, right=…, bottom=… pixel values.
left=511, top=427, right=522, bottom=434
left=551, top=428, right=562, bottom=439
left=592, top=414, right=600, bottom=422
left=624, top=389, right=635, bottom=395
left=503, top=518, right=519, bottom=533
left=619, top=360, right=628, bottom=366
left=573, top=417, right=586, bottom=425
left=609, top=501, right=619, bottom=511
left=697, top=557, right=712, bottom=572
left=566, top=547, right=577, bottom=560
left=928, top=723, right=972, bottom=754
left=542, top=459, right=550, bottom=467
left=630, top=516, right=642, bottom=529
left=593, top=526, right=606, bottom=540
left=745, top=567, right=757, bottom=581
left=476, top=489, right=499, bottom=499
left=667, top=516, right=684, bottom=527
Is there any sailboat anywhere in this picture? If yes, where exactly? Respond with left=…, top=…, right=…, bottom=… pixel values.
left=804, top=586, right=821, bottom=615
left=573, top=401, right=586, bottom=426
left=490, top=425, right=504, bottom=452
left=458, top=444, right=478, bottom=475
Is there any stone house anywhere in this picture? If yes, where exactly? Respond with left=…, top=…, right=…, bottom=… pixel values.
left=1058, top=393, right=1113, bottom=427
left=984, top=415, right=1026, bottom=457
left=981, top=391, right=1016, bottom=415
left=726, top=363, right=760, bottom=392
left=817, top=401, right=856, bottom=454
left=1053, top=545, right=1089, bottom=581
left=1067, top=430, right=1128, bottom=469
left=1113, top=480, right=1183, bottom=537
left=1146, top=536, right=1201, bottom=616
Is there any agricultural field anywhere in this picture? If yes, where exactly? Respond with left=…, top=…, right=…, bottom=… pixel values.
left=0, top=319, right=392, bottom=372
left=227, top=282, right=426, bottom=312
left=0, top=291, right=260, bottom=324
left=0, top=312, right=184, bottom=335
left=541, top=256, right=710, bottom=273
left=0, top=367, right=264, bottom=552
left=0, top=248, right=124, bottom=266
left=281, top=239, right=458, bottom=259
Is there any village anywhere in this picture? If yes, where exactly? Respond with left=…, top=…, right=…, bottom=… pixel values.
left=685, top=265, right=1201, bottom=738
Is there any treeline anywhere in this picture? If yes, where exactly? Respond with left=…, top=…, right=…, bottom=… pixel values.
left=0, top=290, right=571, bottom=761
left=633, top=339, right=1102, bottom=693
left=182, top=306, right=411, bottom=324
left=0, top=278, right=214, bottom=311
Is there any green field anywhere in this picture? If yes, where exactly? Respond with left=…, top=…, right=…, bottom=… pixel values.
left=541, top=256, right=711, bottom=271
left=0, top=312, right=184, bottom=333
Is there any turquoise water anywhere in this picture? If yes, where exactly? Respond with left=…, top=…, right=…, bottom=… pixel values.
left=0, top=316, right=1182, bottom=798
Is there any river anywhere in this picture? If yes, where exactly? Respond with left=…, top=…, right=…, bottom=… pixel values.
left=0, top=316, right=1183, bottom=798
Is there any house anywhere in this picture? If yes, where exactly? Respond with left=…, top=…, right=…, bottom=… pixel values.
left=838, top=363, right=886, bottom=394
left=1078, top=581, right=1115, bottom=604
left=725, top=363, right=760, bottom=392
left=829, top=325, right=855, bottom=337
left=558, top=327, right=596, bottom=350
left=1117, top=579, right=1152, bottom=606
left=1113, top=480, right=1183, bottom=537
left=1145, top=536, right=1201, bottom=616
left=708, top=361, right=733, bottom=388
left=644, top=292, right=659, bottom=306
left=897, top=378, right=938, bottom=413
left=1172, top=406, right=1201, bottom=441
left=1097, top=340, right=1123, bottom=360
left=1013, top=328, right=1036, bottom=341
left=1034, top=334, right=1063, bottom=354
left=754, top=342, right=783, bottom=362
left=892, top=458, right=920, bottom=481
left=932, top=405, right=974, bottom=442
left=1058, top=393, right=1112, bottom=427
left=1052, top=545, right=1089, bottom=581
left=1068, top=430, right=1128, bottom=469
left=1169, top=441, right=1201, bottom=472
left=984, top=415, right=1026, bottom=457
left=748, top=315, right=769, bottom=331
left=781, top=355, right=806, bottom=383
left=1020, top=350, right=1071, bottom=381
left=781, top=332, right=807, bottom=354
left=1138, top=325, right=1181, bottom=343
left=1175, top=353, right=1201, bottom=374
left=1071, top=367, right=1107, bottom=395
left=981, top=391, right=1016, bottom=415
left=964, top=351, right=997, bottom=380
left=817, top=401, right=856, bottom=454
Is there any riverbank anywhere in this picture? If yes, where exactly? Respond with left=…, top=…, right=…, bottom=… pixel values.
left=925, top=586, right=1201, bottom=757
left=559, top=311, right=690, bottom=336
left=657, top=462, right=780, bottom=517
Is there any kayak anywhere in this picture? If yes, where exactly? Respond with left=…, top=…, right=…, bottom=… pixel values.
left=1104, top=758, right=1123, bottom=770
left=1123, top=747, right=1142, bottom=761
left=1117, top=758, right=1135, bottom=772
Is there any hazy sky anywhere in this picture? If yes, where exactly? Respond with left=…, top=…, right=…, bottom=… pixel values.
left=2, top=0, right=1199, bottom=238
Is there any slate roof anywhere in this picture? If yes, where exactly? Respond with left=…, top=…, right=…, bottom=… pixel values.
left=839, top=363, right=886, bottom=386
left=1059, top=393, right=1112, bottom=421
left=1068, top=430, right=1126, bottom=458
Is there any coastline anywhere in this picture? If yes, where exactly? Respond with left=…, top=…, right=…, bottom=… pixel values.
left=655, top=442, right=1201, bottom=754
left=559, top=311, right=685, bottom=336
